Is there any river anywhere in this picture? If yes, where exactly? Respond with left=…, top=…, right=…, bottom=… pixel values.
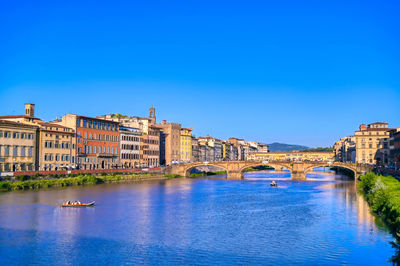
left=0, top=169, right=396, bottom=265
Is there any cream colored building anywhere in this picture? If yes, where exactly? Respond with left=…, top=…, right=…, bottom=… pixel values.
left=354, top=122, right=391, bottom=165
left=0, top=104, right=76, bottom=171
left=0, top=120, right=38, bottom=172
left=36, top=121, right=76, bottom=170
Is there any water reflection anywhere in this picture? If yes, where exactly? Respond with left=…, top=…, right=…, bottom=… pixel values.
left=0, top=172, right=396, bottom=265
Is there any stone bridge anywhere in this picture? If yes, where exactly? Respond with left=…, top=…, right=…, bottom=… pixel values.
left=166, top=160, right=373, bottom=180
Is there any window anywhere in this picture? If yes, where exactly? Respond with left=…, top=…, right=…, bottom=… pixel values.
left=94, top=146, right=97, bottom=154
left=28, top=147, right=32, bottom=157
left=0, top=131, right=3, bottom=138
left=13, top=146, right=18, bottom=156
left=4, top=131, right=11, bottom=138
left=21, top=133, right=26, bottom=139
left=77, top=118, right=81, bottom=127
left=83, top=120, right=87, bottom=127
left=85, top=132, right=88, bottom=139
left=107, top=147, right=110, bottom=154
left=13, top=132, right=19, bottom=139
left=21, top=147, right=26, bottom=157
left=102, top=122, right=105, bottom=130
left=89, top=133, right=92, bottom=139
left=88, top=120, right=92, bottom=128
left=4, top=146, right=9, bottom=156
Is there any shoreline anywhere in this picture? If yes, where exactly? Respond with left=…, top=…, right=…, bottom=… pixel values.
left=0, top=173, right=182, bottom=192
left=357, top=173, right=400, bottom=240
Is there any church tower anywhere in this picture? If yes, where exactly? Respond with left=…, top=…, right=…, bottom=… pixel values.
left=25, top=103, right=35, bottom=117
left=149, top=105, right=156, bottom=125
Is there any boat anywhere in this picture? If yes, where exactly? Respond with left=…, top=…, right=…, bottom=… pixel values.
left=61, top=201, right=95, bottom=207
left=270, top=181, right=278, bottom=187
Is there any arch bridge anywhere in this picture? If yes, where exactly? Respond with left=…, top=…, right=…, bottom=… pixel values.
left=166, top=160, right=372, bottom=180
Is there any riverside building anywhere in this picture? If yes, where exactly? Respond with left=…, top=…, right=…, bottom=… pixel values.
left=99, top=106, right=160, bottom=167
left=119, top=126, right=141, bottom=168
left=159, top=120, right=181, bottom=165
left=0, top=120, right=38, bottom=172
left=52, top=114, right=120, bottom=170
left=354, top=122, right=392, bottom=165
left=0, top=104, right=76, bottom=171
left=180, top=128, right=192, bottom=162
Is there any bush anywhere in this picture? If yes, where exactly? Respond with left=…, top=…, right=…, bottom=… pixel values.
left=358, top=172, right=400, bottom=237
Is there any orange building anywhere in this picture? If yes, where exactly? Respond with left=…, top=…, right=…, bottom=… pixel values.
left=52, top=114, right=120, bottom=170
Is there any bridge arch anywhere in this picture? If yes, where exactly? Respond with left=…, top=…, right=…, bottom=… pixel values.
left=303, top=163, right=357, bottom=178
left=238, top=162, right=293, bottom=177
left=183, top=163, right=229, bottom=178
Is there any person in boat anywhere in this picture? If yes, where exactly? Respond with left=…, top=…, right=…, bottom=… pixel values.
left=270, top=181, right=277, bottom=187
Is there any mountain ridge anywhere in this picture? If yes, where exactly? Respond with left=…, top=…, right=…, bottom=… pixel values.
left=267, top=142, right=310, bottom=152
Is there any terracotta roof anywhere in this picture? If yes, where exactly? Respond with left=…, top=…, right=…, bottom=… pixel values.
left=369, top=122, right=388, bottom=125
left=0, top=115, right=40, bottom=120
left=36, top=121, right=74, bottom=130
left=0, top=119, right=38, bottom=128
left=69, top=114, right=120, bottom=123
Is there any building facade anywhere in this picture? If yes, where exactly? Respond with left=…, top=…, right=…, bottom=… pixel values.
left=333, top=136, right=356, bottom=163
left=180, top=128, right=192, bottom=162
left=140, top=125, right=160, bottom=167
left=0, top=120, right=38, bottom=172
left=354, top=122, right=392, bottom=165
left=389, top=128, right=400, bottom=167
left=159, top=120, right=181, bottom=165
left=99, top=107, right=160, bottom=168
left=53, top=114, right=120, bottom=170
left=119, top=126, right=141, bottom=168
left=37, top=122, right=76, bottom=171
left=191, top=136, right=200, bottom=162
left=0, top=103, right=76, bottom=171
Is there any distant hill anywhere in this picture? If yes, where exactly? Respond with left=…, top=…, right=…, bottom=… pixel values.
left=267, top=142, right=309, bottom=152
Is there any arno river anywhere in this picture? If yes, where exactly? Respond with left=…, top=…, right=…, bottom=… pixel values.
left=0, top=169, right=396, bottom=265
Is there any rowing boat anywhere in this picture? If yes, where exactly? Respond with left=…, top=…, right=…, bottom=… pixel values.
left=61, top=201, right=95, bottom=207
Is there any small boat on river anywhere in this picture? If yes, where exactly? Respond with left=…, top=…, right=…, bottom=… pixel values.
left=61, top=201, right=95, bottom=207
left=270, top=181, right=278, bottom=187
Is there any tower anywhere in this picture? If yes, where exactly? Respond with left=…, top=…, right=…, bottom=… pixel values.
left=25, top=103, right=35, bottom=117
left=149, top=105, right=156, bottom=125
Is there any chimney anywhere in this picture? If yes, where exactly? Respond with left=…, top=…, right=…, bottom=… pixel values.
left=25, top=103, right=35, bottom=117
left=359, top=124, right=367, bottom=131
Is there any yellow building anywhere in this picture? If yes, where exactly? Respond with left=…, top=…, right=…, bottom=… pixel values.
left=36, top=121, right=76, bottom=171
left=248, top=151, right=334, bottom=162
left=0, top=120, right=38, bottom=172
left=180, top=128, right=192, bottom=162
left=0, top=104, right=76, bottom=171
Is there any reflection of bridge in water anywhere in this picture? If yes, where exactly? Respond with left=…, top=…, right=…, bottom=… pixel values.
left=166, top=161, right=373, bottom=180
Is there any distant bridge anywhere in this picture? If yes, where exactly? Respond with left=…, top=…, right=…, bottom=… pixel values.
left=166, top=160, right=373, bottom=180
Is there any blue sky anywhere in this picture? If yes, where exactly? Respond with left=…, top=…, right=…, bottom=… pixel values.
left=1, top=0, right=399, bottom=147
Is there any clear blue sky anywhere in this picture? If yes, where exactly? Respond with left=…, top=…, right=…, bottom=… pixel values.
left=1, top=0, right=399, bottom=147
